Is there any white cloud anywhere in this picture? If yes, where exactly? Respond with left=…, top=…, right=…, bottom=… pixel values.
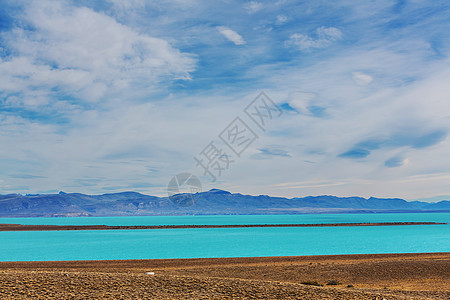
left=287, top=91, right=317, bottom=115
left=243, top=1, right=263, bottom=14
left=276, top=15, right=288, bottom=25
left=107, top=0, right=145, bottom=10
left=217, top=26, right=246, bottom=45
left=352, top=72, right=374, bottom=86
left=287, top=26, right=343, bottom=51
left=0, top=0, right=196, bottom=104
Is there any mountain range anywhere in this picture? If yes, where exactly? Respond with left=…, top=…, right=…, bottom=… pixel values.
left=1, top=189, right=449, bottom=217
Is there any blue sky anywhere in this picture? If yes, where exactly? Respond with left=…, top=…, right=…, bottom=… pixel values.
left=1, top=0, right=450, bottom=200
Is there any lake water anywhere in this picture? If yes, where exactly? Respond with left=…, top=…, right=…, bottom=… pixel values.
left=0, top=213, right=449, bottom=262
left=1, top=212, right=449, bottom=226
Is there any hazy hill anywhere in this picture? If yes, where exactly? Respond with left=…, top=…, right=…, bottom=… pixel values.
left=0, top=189, right=449, bottom=217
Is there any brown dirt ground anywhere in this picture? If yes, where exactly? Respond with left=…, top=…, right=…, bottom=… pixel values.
left=0, top=252, right=448, bottom=299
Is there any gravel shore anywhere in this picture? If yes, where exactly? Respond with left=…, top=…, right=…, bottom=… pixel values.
left=0, top=252, right=448, bottom=299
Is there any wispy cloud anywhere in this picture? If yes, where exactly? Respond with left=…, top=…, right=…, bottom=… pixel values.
left=352, top=72, right=374, bottom=86
left=286, top=27, right=343, bottom=51
left=8, top=174, right=47, bottom=179
left=276, top=15, right=288, bottom=25
left=217, top=26, right=246, bottom=45
left=282, top=91, right=318, bottom=115
left=243, top=1, right=263, bottom=14
left=251, top=147, right=291, bottom=160
left=384, top=156, right=408, bottom=168
left=339, top=129, right=448, bottom=159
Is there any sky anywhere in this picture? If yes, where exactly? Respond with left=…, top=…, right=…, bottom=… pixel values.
left=1, top=0, right=450, bottom=201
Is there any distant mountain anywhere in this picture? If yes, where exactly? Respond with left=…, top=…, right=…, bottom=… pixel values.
left=0, top=189, right=449, bottom=217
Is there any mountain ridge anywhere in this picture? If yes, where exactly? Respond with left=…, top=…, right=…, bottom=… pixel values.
left=0, top=189, right=449, bottom=217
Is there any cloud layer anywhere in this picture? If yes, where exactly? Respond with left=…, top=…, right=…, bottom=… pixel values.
left=0, top=0, right=196, bottom=105
left=1, top=0, right=450, bottom=201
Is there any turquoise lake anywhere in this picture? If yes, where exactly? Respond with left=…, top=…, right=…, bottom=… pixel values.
left=1, top=212, right=449, bottom=226
left=0, top=213, right=449, bottom=262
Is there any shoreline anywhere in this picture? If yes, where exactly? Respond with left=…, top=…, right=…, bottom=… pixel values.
left=0, top=251, right=448, bottom=265
left=1, top=252, right=448, bottom=299
left=0, top=221, right=446, bottom=231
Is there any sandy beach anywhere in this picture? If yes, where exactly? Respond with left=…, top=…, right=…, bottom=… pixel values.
left=0, top=252, right=448, bottom=299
